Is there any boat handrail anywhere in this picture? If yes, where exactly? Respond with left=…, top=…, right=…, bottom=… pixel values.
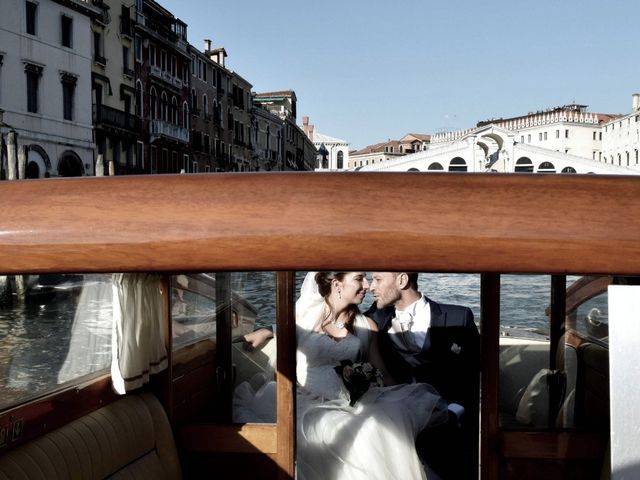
left=0, top=172, right=638, bottom=275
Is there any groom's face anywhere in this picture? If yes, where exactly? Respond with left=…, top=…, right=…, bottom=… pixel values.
left=370, top=272, right=401, bottom=308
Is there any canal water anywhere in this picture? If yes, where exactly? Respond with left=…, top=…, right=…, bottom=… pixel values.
left=0, top=272, right=568, bottom=407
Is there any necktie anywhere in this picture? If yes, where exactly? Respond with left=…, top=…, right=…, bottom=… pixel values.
left=392, top=311, right=417, bottom=351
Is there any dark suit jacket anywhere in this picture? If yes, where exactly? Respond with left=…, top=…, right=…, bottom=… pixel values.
left=366, top=298, right=480, bottom=424
left=367, top=298, right=480, bottom=479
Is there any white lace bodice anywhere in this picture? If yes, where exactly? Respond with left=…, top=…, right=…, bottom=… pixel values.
left=296, top=329, right=363, bottom=401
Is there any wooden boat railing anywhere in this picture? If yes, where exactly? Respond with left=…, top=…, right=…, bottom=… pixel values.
left=2, top=172, right=639, bottom=479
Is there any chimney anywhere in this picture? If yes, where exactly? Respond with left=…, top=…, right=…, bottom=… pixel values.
left=633, top=93, right=640, bottom=112
left=309, top=125, right=314, bottom=142
left=204, top=39, right=212, bottom=51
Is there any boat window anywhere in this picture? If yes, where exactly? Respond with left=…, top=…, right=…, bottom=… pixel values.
left=499, top=275, right=552, bottom=430
left=0, top=273, right=114, bottom=411
left=171, top=272, right=278, bottom=424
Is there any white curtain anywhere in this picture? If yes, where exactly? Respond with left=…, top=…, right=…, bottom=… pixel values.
left=57, top=275, right=113, bottom=384
left=111, top=273, right=167, bottom=394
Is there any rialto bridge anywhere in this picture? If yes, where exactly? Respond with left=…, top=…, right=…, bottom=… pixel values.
left=358, top=125, right=639, bottom=175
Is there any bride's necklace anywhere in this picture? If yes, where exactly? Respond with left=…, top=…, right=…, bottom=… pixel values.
left=331, top=318, right=345, bottom=329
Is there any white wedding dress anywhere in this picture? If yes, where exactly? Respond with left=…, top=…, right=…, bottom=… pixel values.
left=233, top=272, right=449, bottom=479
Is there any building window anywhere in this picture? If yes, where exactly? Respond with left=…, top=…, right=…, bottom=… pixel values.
left=543, top=132, right=547, bottom=140
left=556, top=129, right=559, bottom=138
left=593, top=131, right=597, bottom=140
left=151, top=145, right=157, bottom=173
left=150, top=44, right=156, bottom=66
left=136, top=141, right=144, bottom=168
left=520, top=135, right=524, bottom=143
left=93, top=31, right=105, bottom=64
left=192, top=161, right=198, bottom=173
left=599, top=132, right=602, bottom=140
left=61, top=15, right=72, bottom=47
left=527, top=134, right=531, bottom=142
left=26, top=1, right=37, bottom=35
left=538, top=132, right=542, bottom=141
left=337, top=151, right=344, bottom=169
left=123, top=46, right=132, bottom=76
left=25, top=63, right=43, bottom=113
left=135, top=80, right=143, bottom=118
left=183, top=154, right=189, bottom=172
left=565, top=129, right=569, bottom=138
left=135, top=35, right=142, bottom=62
left=61, top=73, right=77, bottom=121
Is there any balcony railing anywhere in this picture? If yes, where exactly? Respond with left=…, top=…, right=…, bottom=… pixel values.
left=150, top=119, right=189, bottom=143
left=93, top=104, right=139, bottom=132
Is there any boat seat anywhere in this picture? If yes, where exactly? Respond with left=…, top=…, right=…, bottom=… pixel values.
left=0, top=392, right=182, bottom=480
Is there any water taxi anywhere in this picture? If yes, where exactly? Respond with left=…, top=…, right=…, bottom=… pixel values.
left=0, top=172, right=638, bottom=479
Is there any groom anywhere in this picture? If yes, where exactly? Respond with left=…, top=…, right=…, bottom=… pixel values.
left=366, top=272, right=480, bottom=480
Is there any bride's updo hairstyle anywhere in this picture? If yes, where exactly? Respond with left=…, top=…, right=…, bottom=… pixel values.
left=314, top=271, right=360, bottom=332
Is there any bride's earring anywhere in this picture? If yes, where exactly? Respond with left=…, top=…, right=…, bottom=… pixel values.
left=338, top=289, right=342, bottom=300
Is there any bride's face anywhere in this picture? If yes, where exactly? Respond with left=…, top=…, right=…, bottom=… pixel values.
left=336, top=272, right=370, bottom=305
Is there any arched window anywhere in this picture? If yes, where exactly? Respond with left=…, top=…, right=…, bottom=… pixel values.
left=407, top=167, right=420, bottom=172
left=337, top=151, right=344, bottom=169
left=171, top=97, right=178, bottom=124
left=191, top=89, right=197, bottom=113
left=561, top=166, right=577, bottom=173
left=428, top=162, right=443, bottom=171
left=150, top=87, right=157, bottom=119
left=448, top=157, right=467, bottom=172
left=161, top=92, right=168, bottom=121
left=57, top=150, right=84, bottom=177
left=538, top=161, right=556, bottom=173
left=182, top=102, right=189, bottom=128
left=515, top=157, right=534, bottom=173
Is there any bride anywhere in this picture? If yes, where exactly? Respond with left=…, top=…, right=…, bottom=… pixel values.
left=233, top=272, right=449, bottom=480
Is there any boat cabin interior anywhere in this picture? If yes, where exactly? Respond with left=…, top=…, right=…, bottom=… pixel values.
left=0, top=172, right=638, bottom=479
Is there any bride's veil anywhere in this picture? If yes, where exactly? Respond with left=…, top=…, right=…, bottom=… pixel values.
left=296, top=272, right=325, bottom=334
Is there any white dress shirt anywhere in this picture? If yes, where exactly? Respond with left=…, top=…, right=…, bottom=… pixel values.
left=388, top=294, right=430, bottom=352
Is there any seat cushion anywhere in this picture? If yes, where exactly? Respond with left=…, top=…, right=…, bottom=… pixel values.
left=0, top=393, right=181, bottom=480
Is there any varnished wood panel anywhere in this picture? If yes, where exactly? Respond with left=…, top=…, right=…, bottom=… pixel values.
left=1, top=173, right=640, bottom=275
left=179, top=423, right=277, bottom=454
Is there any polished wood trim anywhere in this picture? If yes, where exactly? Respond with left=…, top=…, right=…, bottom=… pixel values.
left=215, top=272, right=233, bottom=422
left=1, top=173, right=640, bottom=274
left=480, top=273, right=501, bottom=480
left=179, top=423, right=277, bottom=454
left=276, top=271, right=296, bottom=480
left=550, top=275, right=566, bottom=369
left=0, top=375, right=118, bottom=453
left=500, top=431, right=606, bottom=459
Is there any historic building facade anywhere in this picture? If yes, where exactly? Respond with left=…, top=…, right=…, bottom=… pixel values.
left=360, top=100, right=639, bottom=175
left=135, top=0, right=190, bottom=174
left=91, top=0, right=139, bottom=175
left=302, top=116, right=350, bottom=170
left=0, top=0, right=100, bottom=178
left=254, top=91, right=316, bottom=171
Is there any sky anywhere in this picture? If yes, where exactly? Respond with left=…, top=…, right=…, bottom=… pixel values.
left=159, top=0, right=640, bottom=150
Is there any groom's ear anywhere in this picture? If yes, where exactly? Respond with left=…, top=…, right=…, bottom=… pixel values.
left=396, top=272, right=409, bottom=289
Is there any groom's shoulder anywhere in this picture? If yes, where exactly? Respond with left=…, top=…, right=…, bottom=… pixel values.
left=364, top=303, right=394, bottom=328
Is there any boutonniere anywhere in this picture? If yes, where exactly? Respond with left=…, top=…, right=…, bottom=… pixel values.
left=450, top=343, right=462, bottom=354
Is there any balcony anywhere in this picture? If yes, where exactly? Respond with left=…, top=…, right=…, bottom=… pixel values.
left=93, top=104, right=139, bottom=132
left=151, top=119, right=189, bottom=144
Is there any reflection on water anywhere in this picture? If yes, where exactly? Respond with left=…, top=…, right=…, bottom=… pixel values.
left=0, top=272, right=567, bottom=408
